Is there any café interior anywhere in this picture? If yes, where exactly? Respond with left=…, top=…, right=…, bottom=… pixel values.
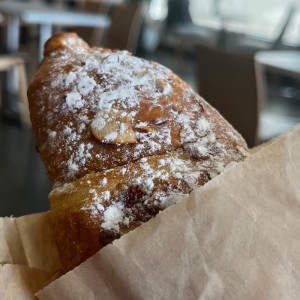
left=0, top=0, right=300, bottom=216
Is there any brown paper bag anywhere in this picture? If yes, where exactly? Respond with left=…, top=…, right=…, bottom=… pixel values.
left=1, top=125, right=299, bottom=299
left=0, top=213, right=60, bottom=273
left=35, top=124, right=300, bottom=299
left=0, top=265, right=53, bottom=300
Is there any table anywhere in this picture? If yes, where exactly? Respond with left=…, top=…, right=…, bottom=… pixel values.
left=255, top=51, right=300, bottom=110
left=254, top=51, right=300, bottom=141
left=255, top=51, right=300, bottom=80
left=0, top=1, right=111, bottom=60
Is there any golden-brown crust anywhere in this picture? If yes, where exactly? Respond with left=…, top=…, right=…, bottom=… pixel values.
left=28, top=33, right=247, bottom=185
left=43, top=32, right=89, bottom=58
left=28, top=33, right=248, bottom=272
left=50, top=150, right=244, bottom=272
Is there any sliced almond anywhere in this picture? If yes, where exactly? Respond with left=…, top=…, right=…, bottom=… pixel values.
left=154, top=118, right=169, bottom=126
left=135, top=70, right=147, bottom=78
left=155, top=78, right=167, bottom=93
left=179, top=129, right=186, bottom=138
left=135, top=126, right=153, bottom=133
left=91, top=114, right=137, bottom=144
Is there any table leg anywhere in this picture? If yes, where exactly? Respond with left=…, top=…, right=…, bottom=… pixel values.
left=6, top=16, right=20, bottom=97
left=7, top=15, right=20, bottom=52
left=39, top=24, right=52, bottom=61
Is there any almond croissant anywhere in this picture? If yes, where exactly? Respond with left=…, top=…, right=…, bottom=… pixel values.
left=28, top=33, right=248, bottom=272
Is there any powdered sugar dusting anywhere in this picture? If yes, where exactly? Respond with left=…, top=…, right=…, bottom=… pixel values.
left=102, top=202, right=125, bottom=231
left=74, top=140, right=245, bottom=233
left=104, top=132, right=118, bottom=141
left=65, top=72, right=77, bottom=86
left=66, top=92, right=84, bottom=109
left=34, top=35, right=247, bottom=190
left=67, top=143, right=93, bottom=178
left=42, top=45, right=191, bottom=182
left=42, top=36, right=248, bottom=255
left=78, top=76, right=96, bottom=96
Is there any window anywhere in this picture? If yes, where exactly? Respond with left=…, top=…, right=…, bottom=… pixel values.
left=189, top=0, right=299, bottom=43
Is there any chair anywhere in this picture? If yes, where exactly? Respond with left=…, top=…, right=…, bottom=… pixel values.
left=101, top=2, right=143, bottom=54
left=0, top=54, right=30, bottom=126
left=196, top=45, right=260, bottom=147
left=69, top=1, right=143, bottom=54
left=69, top=0, right=112, bottom=47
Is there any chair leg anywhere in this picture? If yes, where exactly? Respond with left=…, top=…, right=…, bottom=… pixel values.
left=0, top=80, right=2, bottom=110
left=126, top=3, right=143, bottom=54
left=16, top=63, right=30, bottom=127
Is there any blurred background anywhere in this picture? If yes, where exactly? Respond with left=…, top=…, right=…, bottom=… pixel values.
left=0, top=0, right=299, bottom=216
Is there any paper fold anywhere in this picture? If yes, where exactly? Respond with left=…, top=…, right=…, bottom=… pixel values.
left=0, top=264, right=53, bottom=300
left=0, top=213, right=60, bottom=273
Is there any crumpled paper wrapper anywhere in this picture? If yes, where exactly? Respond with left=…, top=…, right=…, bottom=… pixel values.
left=0, top=265, right=53, bottom=300
left=0, top=213, right=60, bottom=273
left=0, top=213, right=61, bottom=299
left=1, top=124, right=300, bottom=299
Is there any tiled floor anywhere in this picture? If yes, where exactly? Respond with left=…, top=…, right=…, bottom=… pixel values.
left=0, top=46, right=299, bottom=217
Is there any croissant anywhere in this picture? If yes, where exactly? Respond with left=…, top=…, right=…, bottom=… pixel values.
left=28, top=33, right=248, bottom=272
